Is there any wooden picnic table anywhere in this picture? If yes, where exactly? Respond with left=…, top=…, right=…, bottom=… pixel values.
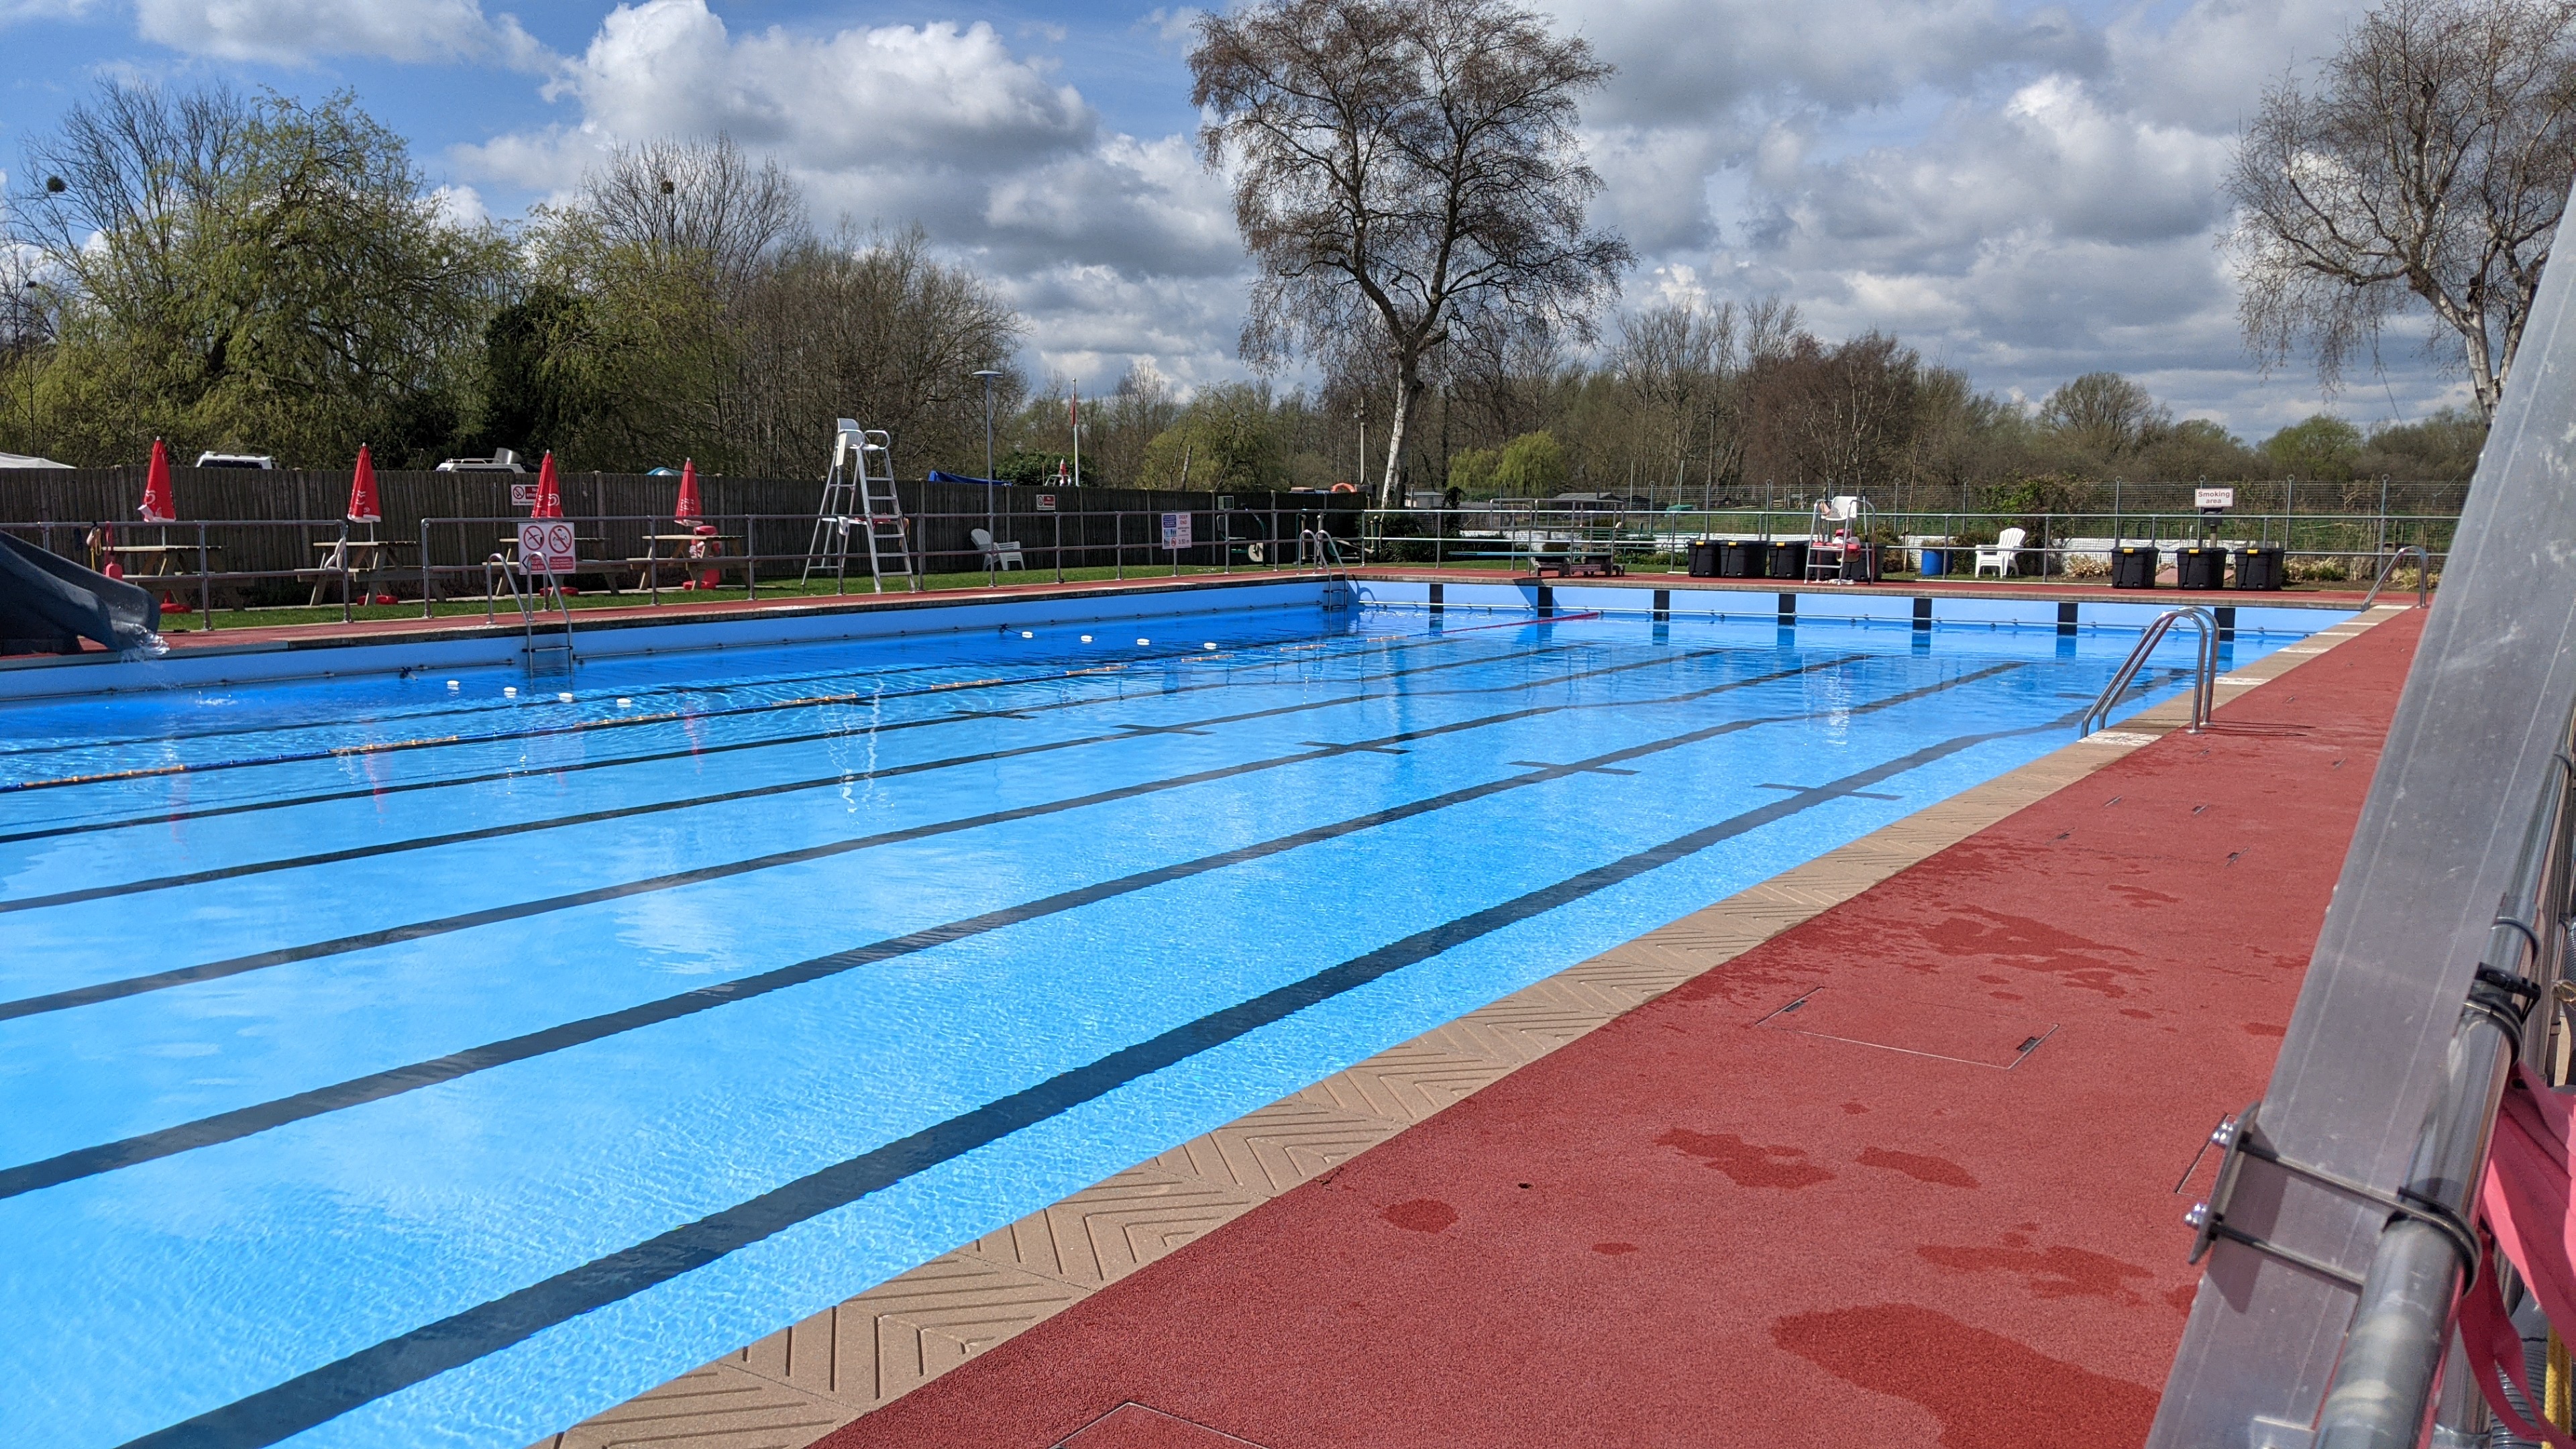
left=105, top=543, right=225, bottom=579
left=303, top=538, right=418, bottom=604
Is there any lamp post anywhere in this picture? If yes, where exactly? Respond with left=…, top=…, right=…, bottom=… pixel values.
left=973, top=368, right=1002, bottom=583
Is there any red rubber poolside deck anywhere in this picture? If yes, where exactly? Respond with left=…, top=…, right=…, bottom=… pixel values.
left=816, top=611, right=2424, bottom=1449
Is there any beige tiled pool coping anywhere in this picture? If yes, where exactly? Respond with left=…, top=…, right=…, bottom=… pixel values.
left=531, top=606, right=2408, bottom=1449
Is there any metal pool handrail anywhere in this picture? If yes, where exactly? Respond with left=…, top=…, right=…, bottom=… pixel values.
left=2360, top=545, right=2433, bottom=609
left=484, top=552, right=576, bottom=666
left=2078, top=606, right=2216, bottom=737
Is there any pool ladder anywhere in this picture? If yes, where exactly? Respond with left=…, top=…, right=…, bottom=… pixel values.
left=2078, top=606, right=2215, bottom=737
left=1300, top=527, right=1354, bottom=610
left=486, top=553, right=576, bottom=671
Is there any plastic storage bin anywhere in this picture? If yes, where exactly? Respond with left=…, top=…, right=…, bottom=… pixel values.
left=2233, top=545, right=2284, bottom=590
left=1719, top=540, right=1769, bottom=578
left=2111, top=545, right=2158, bottom=589
left=2176, top=546, right=2227, bottom=590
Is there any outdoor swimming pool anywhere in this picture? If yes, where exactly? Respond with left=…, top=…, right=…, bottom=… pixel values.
left=0, top=597, right=2333, bottom=1448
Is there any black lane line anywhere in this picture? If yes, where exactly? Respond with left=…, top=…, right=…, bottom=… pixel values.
left=113, top=706, right=2065, bottom=1449
left=0, top=629, right=1452, bottom=796
left=0, top=643, right=1609, bottom=896
left=0, top=653, right=1036, bottom=763
left=1, top=622, right=1421, bottom=763
left=0, top=639, right=1576, bottom=848
left=1, top=662, right=2010, bottom=1203
left=0, top=655, right=1900, bottom=1024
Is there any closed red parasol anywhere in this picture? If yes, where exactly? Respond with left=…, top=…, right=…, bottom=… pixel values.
left=139, top=438, right=175, bottom=522
left=532, top=450, right=563, bottom=518
left=674, top=458, right=701, bottom=523
left=346, top=443, right=382, bottom=523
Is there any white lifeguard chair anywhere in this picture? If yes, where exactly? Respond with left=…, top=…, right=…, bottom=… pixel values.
left=804, top=419, right=915, bottom=592
left=1807, top=494, right=1878, bottom=584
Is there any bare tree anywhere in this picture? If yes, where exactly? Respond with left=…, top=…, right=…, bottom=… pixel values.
left=1614, top=299, right=1736, bottom=499
left=9, top=81, right=254, bottom=336
left=2226, top=0, right=2576, bottom=418
left=723, top=223, right=1023, bottom=477
left=1191, top=0, right=1631, bottom=505
left=2038, top=372, right=2170, bottom=455
left=581, top=135, right=805, bottom=291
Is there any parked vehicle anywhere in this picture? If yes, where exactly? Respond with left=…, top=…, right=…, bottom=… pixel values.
left=194, top=452, right=274, bottom=469
left=435, top=449, right=525, bottom=473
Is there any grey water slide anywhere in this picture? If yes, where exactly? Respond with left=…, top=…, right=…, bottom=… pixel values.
left=0, top=533, right=161, bottom=655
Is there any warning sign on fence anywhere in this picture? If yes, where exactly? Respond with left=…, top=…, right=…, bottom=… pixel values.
left=1161, top=512, right=1192, bottom=550
left=519, top=520, right=577, bottom=574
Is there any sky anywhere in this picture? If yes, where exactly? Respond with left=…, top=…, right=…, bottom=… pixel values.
left=0, top=0, right=2477, bottom=437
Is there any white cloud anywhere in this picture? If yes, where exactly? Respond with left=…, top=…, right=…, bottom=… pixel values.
left=427, top=182, right=488, bottom=227
left=1537, top=0, right=2455, bottom=429
left=132, top=0, right=550, bottom=68
left=546, top=1, right=1091, bottom=172
left=1, top=0, right=99, bottom=24
left=423, top=0, right=2436, bottom=425
left=458, top=0, right=1241, bottom=387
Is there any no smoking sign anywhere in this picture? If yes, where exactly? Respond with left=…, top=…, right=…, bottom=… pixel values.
left=519, top=521, right=576, bottom=574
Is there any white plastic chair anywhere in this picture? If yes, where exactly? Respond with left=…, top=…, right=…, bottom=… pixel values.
left=971, top=527, right=1024, bottom=570
left=1974, top=527, right=2027, bottom=578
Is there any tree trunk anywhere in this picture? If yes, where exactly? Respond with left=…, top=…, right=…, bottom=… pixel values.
left=1380, top=372, right=1421, bottom=507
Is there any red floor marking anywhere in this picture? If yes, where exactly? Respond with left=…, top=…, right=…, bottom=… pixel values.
left=814, top=612, right=2424, bottom=1449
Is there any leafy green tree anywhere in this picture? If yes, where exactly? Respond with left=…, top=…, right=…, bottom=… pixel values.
left=2129, top=418, right=2259, bottom=482
left=515, top=207, right=729, bottom=470
left=2261, top=413, right=2365, bottom=481
left=2357, top=407, right=2487, bottom=481
left=10, top=81, right=506, bottom=465
left=1448, top=446, right=1501, bottom=496
left=1139, top=384, right=1287, bottom=490
left=1491, top=431, right=1570, bottom=494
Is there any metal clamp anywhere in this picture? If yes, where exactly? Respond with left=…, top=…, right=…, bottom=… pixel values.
left=2183, top=1102, right=2482, bottom=1291
left=2465, top=964, right=2540, bottom=1047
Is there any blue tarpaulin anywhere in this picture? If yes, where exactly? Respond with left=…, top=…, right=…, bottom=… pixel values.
left=926, top=470, right=1009, bottom=486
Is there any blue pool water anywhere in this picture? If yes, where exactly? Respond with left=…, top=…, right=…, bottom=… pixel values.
left=0, top=600, right=2330, bottom=1448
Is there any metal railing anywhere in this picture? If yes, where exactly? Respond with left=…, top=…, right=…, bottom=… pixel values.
left=2078, top=607, right=2216, bottom=737
left=1351, top=505, right=2449, bottom=589
left=2360, top=545, right=2434, bottom=609
left=0, top=505, right=1377, bottom=635
left=0, top=500, right=2451, bottom=643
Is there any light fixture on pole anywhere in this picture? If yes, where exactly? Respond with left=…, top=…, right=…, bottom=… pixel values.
left=973, top=368, right=1003, bottom=581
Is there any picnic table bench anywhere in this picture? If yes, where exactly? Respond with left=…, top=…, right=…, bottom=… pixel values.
left=301, top=538, right=419, bottom=604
